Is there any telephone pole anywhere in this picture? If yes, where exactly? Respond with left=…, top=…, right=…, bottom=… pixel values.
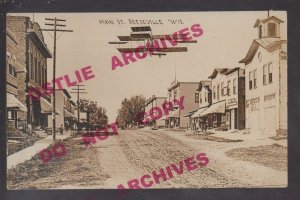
left=70, top=85, right=87, bottom=133
left=41, top=18, right=73, bottom=142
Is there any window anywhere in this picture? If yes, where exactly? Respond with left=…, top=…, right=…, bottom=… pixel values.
left=217, top=85, right=220, bottom=100
left=233, top=79, right=236, bottom=94
left=263, top=65, right=267, bottom=85
left=205, top=92, right=207, bottom=102
left=268, top=63, right=273, bottom=83
left=199, top=94, right=202, bottom=103
left=221, top=83, right=224, bottom=96
left=9, top=64, right=13, bottom=75
left=195, top=93, right=199, bottom=103
left=259, top=25, right=262, bottom=38
left=227, top=81, right=231, bottom=96
left=174, top=91, right=177, bottom=100
left=30, top=54, right=34, bottom=80
left=268, top=23, right=276, bottom=37
left=35, top=58, right=38, bottom=83
left=249, top=71, right=253, bottom=90
left=13, top=67, right=17, bottom=77
left=253, top=69, right=257, bottom=88
left=213, top=86, right=216, bottom=99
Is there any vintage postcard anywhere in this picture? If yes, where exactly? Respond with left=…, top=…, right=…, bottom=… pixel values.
left=6, top=11, right=287, bottom=190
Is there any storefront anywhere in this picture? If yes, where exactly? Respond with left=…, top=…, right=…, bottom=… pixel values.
left=7, top=93, right=27, bottom=130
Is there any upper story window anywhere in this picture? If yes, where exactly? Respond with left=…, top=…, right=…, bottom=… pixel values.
left=30, top=53, right=34, bottom=80
left=253, top=69, right=257, bottom=88
left=227, top=80, right=231, bottom=96
left=35, top=58, right=38, bottom=83
left=249, top=71, right=253, bottom=90
left=9, top=64, right=13, bottom=75
left=195, top=93, right=199, bottom=103
left=174, top=90, right=177, bottom=100
left=217, top=85, right=220, bottom=100
left=213, top=86, right=216, bottom=99
left=268, top=23, right=276, bottom=37
left=200, top=94, right=202, bottom=104
left=259, top=25, right=262, bottom=38
left=221, top=82, right=224, bottom=96
left=263, top=65, right=267, bottom=85
left=205, top=92, right=207, bottom=102
left=13, top=67, right=17, bottom=77
left=233, top=78, right=237, bottom=94
left=268, top=63, right=273, bottom=83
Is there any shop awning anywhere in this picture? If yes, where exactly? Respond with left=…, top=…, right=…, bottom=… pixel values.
left=191, top=107, right=208, bottom=118
left=7, top=93, right=27, bottom=112
left=40, top=97, right=61, bottom=115
left=64, top=109, right=75, bottom=118
left=184, top=109, right=198, bottom=117
left=201, top=101, right=226, bottom=116
left=161, top=108, right=180, bottom=120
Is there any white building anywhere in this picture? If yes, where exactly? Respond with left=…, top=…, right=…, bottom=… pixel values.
left=189, top=80, right=212, bottom=130
left=239, top=16, right=287, bottom=136
left=199, top=68, right=246, bottom=130
left=144, top=95, right=166, bottom=128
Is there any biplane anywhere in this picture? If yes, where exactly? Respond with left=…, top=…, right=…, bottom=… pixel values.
left=108, top=26, right=197, bottom=58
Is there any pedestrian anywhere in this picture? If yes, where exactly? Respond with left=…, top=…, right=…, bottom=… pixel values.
left=28, top=123, right=32, bottom=135
left=59, top=124, right=64, bottom=135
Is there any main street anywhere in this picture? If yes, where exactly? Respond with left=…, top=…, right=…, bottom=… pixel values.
left=8, top=129, right=287, bottom=189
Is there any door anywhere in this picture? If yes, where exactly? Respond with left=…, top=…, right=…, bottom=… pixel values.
left=249, top=110, right=260, bottom=134
left=264, top=107, right=276, bottom=136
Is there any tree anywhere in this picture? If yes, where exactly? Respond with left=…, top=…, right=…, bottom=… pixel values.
left=79, top=99, right=108, bottom=128
left=116, top=95, right=146, bottom=128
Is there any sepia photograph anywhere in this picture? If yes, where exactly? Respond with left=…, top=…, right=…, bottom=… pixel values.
left=5, top=11, right=287, bottom=190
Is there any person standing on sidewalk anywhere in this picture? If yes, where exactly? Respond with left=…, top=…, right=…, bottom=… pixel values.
left=28, top=123, right=32, bottom=135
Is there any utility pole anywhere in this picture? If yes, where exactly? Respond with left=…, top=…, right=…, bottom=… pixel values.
left=41, top=18, right=73, bottom=142
left=70, top=85, right=87, bottom=133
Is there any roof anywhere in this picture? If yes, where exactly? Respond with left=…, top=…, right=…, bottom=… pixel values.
left=208, top=68, right=231, bottom=79
left=196, top=80, right=212, bottom=92
left=239, top=38, right=287, bottom=64
left=27, top=29, right=52, bottom=58
left=168, top=81, right=199, bottom=91
left=254, top=16, right=284, bottom=28
left=145, top=96, right=166, bottom=106
left=225, top=67, right=240, bottom=75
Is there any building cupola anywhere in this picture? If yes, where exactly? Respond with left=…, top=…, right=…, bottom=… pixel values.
left=254, top=16, right=283, bottom=39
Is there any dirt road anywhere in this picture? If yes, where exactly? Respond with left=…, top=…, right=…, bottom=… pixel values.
left=8, top=129, right=287, bottom=189
left=91, top=129, right=287, bottom=188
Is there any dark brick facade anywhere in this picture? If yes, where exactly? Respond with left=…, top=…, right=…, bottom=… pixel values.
left=7, top=16, right=52, bottom=129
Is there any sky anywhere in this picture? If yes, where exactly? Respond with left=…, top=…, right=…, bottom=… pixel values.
left=8, top=11, right=287, bottom=121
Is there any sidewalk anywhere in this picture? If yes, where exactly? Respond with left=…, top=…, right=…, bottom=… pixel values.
left=198, top=129, right=287, bottom=147
left=7, top=131, right=71, bottom=170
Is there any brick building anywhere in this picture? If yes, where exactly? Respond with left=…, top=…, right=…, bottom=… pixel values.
left=7, top=16, right=52, bottom=130
left=6, top=28, right=27, bottom=130
left=165, top=81, right=199, bottom=129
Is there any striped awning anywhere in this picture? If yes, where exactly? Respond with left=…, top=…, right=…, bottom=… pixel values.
left=191, top=107, right=208, bottom=118
left=64, top=109, right=75, bottom=118
left=201, top=101, right=226, bottom=116
left=40, top=97, right=61, bottom=115
left=7, top=93, right=27, bottom=112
